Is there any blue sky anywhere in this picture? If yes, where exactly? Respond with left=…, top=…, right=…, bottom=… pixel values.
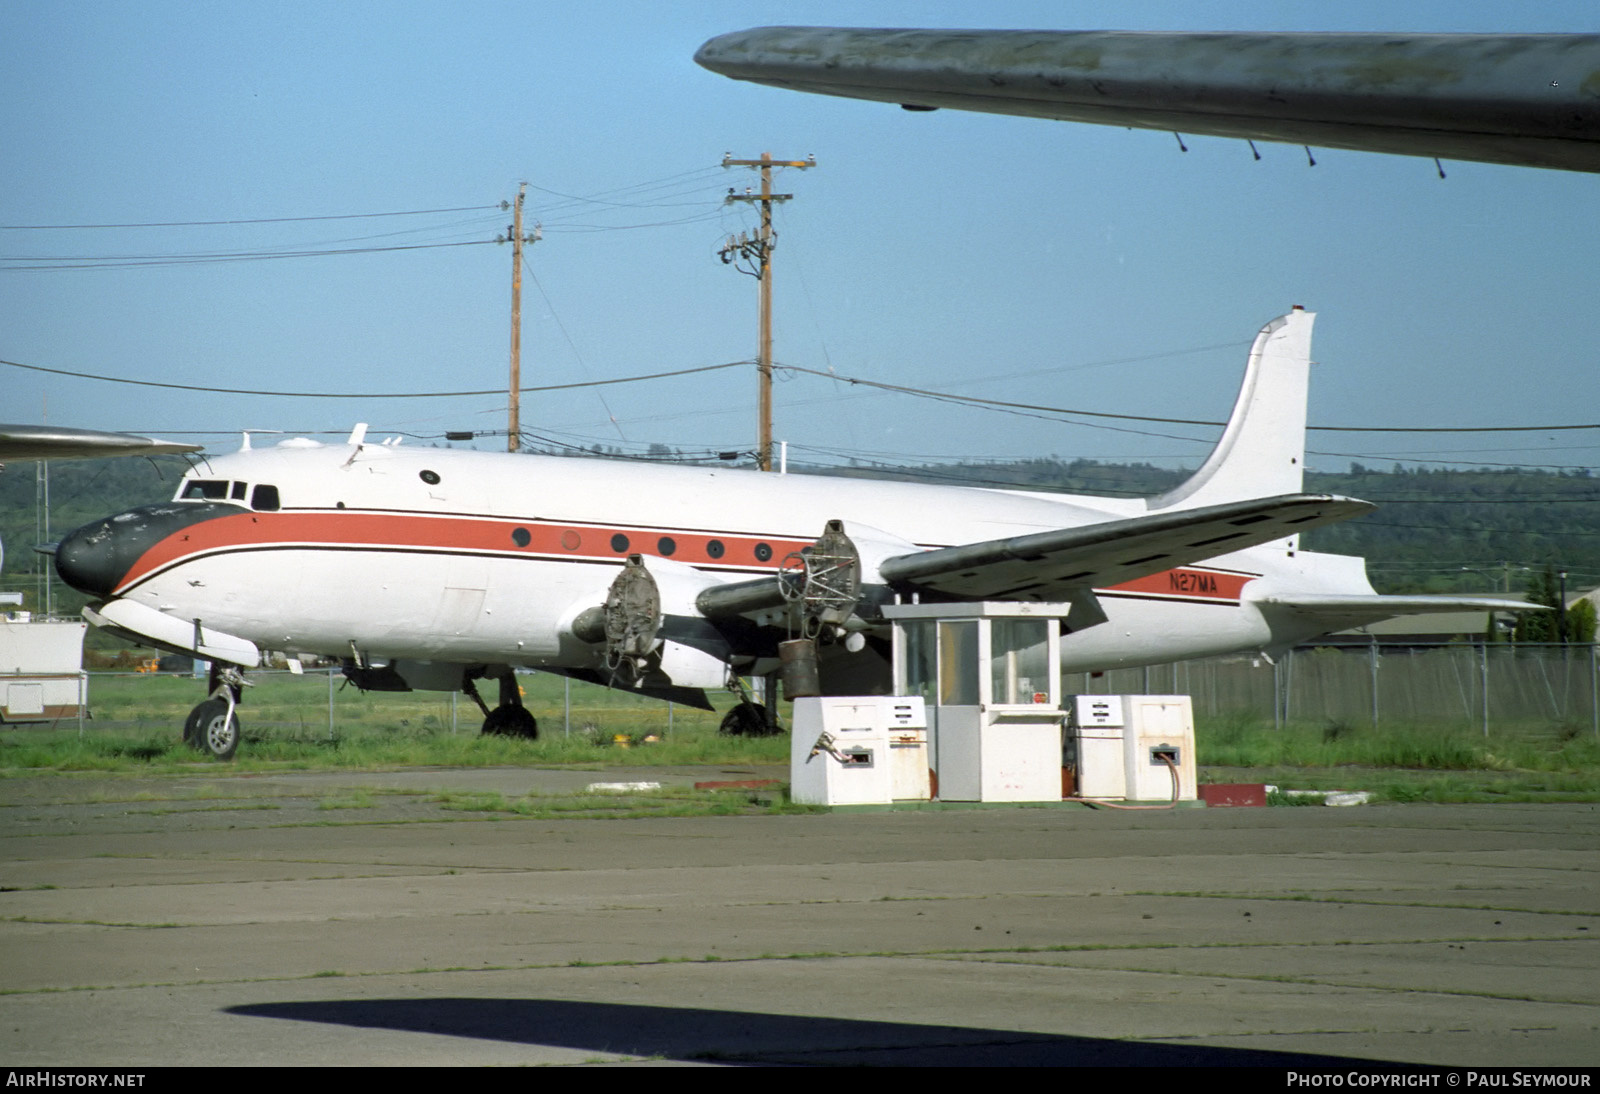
left=2, top=1, right=1596, bottom=477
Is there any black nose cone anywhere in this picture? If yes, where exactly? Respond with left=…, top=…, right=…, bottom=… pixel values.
left=55, top=503, right=232, bottom=598
left=55, top=515, right=139, bottom=598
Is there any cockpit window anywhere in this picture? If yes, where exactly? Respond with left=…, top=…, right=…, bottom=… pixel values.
left=180, top=480, right=229, bottom=500
left=230, top=481, right=248, bottom=500
left=251, top=484, right=280, bottom=512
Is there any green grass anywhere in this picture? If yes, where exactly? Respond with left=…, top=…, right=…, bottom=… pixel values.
left=1198, top=712, right=1600, bottom=803
left=6, top=672, right=1598, bottom=804
left=1197, top=711, right=1600, bottom=772
left=0, top=668, right=788, bottom=774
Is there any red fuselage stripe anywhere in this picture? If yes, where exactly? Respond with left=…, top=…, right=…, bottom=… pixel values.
left=114, top=509, right=1257, bottom=603
left=115, top=511, right=812, bottom=592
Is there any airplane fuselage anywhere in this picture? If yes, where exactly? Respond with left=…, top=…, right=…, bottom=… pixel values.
left=56, top=436, right=1370, bottom=680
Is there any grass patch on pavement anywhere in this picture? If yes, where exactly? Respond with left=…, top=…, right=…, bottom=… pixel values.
left=430, top=785, right=818, bottom=820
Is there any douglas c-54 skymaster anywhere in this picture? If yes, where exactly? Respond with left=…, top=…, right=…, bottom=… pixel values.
left=50, top=308, right=1527, bottom=758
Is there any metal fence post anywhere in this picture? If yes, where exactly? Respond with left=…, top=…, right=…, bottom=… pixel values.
left=1273, top=657, right=1282, bottom=731
left=1369, top=635, right=1379, bottom=728
left=1481, top=641, right=1489, bottom=738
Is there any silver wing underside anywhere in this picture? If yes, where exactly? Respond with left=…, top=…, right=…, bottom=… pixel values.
left=0, top=424, right=201, bottom=461
left=697, top=28, right=1600, bottom=173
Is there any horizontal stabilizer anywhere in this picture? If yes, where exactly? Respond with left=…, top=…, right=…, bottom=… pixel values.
left=1256, top=593, right=1543, bottom=635
left=879, top=493, right=1371, bottom=600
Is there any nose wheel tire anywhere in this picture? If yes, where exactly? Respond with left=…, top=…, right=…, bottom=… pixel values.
left=184, top=698, right=240, bottom=761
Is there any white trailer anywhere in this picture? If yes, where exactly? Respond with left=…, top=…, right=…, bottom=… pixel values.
left=0, top=615, right=87, bottom=723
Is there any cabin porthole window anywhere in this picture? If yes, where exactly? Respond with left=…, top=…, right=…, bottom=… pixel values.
left=754, top=542, right=773, bottom=562
left=610, top=533, right=629, bottom=553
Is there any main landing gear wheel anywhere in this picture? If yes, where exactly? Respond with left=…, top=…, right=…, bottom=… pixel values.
left=482, top=705, right=538, bottom=739
left=719, top=702, right=779, bottom=738
left=185, top=698, right=240, bottom=761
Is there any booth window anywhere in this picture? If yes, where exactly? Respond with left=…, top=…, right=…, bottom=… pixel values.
left=990, top=617, right=1049, bottom=704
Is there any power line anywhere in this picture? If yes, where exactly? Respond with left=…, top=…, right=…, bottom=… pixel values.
left=1, top=239, right=495, bottom=272
left=776, top=362, right=1600, bottom=434
left=1309, top=451, right=1598, bottom=471
left=0, top=205, right=502, bottom=230
left=0, top=355, right=747, bottom=399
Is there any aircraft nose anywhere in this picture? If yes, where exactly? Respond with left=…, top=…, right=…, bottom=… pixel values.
left=55, top=503, right=228, bottom=599
left=55, top=515, right=141, bottom=598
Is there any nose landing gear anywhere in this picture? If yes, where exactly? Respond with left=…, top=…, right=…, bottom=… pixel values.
left=183, top=664, right=251, bottom=761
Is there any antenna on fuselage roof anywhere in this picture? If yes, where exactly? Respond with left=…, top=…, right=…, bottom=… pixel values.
left=346, top=423, right=368, bottom=447
left=239, top=430, right=284, bottom=452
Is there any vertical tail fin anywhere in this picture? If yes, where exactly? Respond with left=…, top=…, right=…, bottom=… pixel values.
left=1147, top=307, right=1312, bottom=512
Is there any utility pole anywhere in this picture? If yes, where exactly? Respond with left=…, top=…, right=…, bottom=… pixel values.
left=719, top=152, right=815, bottom=471
left=500, top=183, right=540, bottom=453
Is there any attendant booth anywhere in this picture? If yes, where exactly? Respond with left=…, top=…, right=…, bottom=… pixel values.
left=883, top=601, right=1070, bottom=802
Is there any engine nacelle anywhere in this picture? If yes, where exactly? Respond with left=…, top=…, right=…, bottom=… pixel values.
left=600, top=554, right=733, bottom=691
left=343, top=659, right=498, bottom=693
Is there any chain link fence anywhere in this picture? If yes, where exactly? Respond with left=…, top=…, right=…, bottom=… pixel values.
left=1076, top=642, right=1600, bottom=735
left=11, top=643, right=1597, bottom=740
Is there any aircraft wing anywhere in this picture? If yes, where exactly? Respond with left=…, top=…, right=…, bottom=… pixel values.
left=696, top=28, right=1600, bottom=174
left=0, top=424, right=201, bottom=461
left=1254, top=593, right=1542, bottom=635
left=877, top=493, right=1369, bottom=600
left=693, top=494, right=1369, bottom=622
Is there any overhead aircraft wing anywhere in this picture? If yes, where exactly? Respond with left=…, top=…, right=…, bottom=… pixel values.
left=0, top=424, right=201, bottom=461
left=877, top=493, right=1369, bottom=600
left=1255, top=593, right=1543, bottom=635
left=696, top=28, right=1600, bottom=174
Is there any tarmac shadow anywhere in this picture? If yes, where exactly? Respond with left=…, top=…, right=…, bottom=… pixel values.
left=228, top=997, right=1403, bottom=1067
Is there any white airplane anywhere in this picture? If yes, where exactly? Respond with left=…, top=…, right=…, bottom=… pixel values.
left=50, top=309, right=1525, bottom=758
